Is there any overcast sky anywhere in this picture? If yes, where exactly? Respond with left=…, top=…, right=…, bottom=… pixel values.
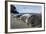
left=14, top=5, right=42, bottom=13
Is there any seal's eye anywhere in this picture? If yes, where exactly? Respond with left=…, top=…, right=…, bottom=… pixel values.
left=31, top=16, right=32, bottom=17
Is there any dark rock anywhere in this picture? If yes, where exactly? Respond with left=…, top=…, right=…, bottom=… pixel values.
left=11, top=5, right=19, bottom=14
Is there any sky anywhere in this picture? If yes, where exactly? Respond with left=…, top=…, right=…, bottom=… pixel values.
left=14, top=5, right=42, bottom=13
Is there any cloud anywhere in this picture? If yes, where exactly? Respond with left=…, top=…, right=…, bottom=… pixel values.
left=15, top=5, right=42, bottom=13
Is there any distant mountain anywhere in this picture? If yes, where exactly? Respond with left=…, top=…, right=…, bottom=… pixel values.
left=22, top=14, right=31, bottom=17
